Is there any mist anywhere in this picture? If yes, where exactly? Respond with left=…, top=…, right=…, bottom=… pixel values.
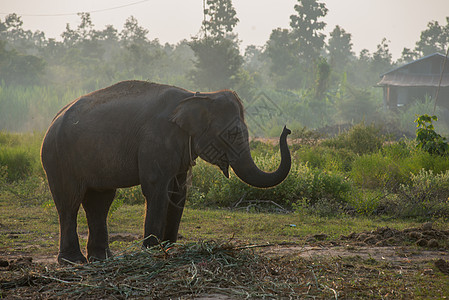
left=1, top=1, right=449, bottom=137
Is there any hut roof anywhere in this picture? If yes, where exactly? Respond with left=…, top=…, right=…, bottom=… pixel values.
left=378, top=53, right=449, bottom=87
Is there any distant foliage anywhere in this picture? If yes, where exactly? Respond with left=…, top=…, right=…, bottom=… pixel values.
left=190, top=0, right=242, bottom=90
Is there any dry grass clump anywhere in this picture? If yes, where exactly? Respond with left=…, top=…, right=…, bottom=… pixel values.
left=3, top=238, right=449, bottom=299
left=1, top=240, right=312, bottom=299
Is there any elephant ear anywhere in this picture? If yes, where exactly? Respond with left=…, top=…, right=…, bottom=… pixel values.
left=170, top=96, right=212, bottom=136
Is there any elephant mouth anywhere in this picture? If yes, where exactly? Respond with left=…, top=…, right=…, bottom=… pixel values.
left=216, top=154, right=230, bottom=178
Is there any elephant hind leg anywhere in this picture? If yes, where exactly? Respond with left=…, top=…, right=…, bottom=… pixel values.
left=82, top=188, right=116, bottom=262
left=48, top=178, right=87, bottom=264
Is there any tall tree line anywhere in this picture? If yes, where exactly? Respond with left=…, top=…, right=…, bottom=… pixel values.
left=1, top=0, right=448, bottom=94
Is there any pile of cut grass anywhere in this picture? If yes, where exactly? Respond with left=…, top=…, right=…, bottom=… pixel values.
left=2, top=239, right=449, bottom=299
left=1, top=241, right=310, bottom=299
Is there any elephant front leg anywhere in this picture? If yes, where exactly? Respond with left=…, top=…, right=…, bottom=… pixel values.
left=141, top=180, right=170, bottom=248
left=164, top=172, right=188, bottom=242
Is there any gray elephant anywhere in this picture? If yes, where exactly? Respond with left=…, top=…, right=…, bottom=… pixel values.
left=41, top=80, right=291, bottom=264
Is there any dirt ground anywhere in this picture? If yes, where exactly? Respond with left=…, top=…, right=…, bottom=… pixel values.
left=267, top=223, right=449, bottom=270
left=1, top=222, right=449, bottom=299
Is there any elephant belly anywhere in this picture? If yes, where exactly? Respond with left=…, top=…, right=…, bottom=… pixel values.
left=68, top=138, right=141, bottom=189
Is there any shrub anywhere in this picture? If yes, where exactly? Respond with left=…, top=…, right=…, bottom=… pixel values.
left=381, top=139, right=414, bottom=160
left=351, top=153, right=407, bottom=191
left=296, top=146, right=355, bottom=173
left=0, top=131, right=44, bottom=182
left=347, top=189, right=383, bottom=216
left=189, top=154, right=299, bottom=208
left=290, top=126, right=322, bottom=146
left=399, top=98, right=449, bottom=137
left=116, top=186, right=145, bottom=205
left=405, top=148, right=449, bottom=175
left=322, top=122, right=384, bottom=155
left=396, top=169, right=449, bottom=218
left=188, top=154, right=352, bottom=214
left=0, top=146, right=33, bottom=182
left=301, top=167, right=352, bottom=207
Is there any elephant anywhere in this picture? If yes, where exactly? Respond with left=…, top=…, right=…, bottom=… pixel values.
left=41, top=80, right=291, bottom=264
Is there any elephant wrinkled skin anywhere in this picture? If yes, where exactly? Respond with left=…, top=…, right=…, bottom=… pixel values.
left=41, top=81, right=291, bottom=264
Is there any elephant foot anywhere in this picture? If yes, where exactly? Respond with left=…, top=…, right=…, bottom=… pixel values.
left=58, top=251, right=87, bottom=265
left=142, top=235, right=162, bottom=249
left=87, top=247, right=112, bottom=262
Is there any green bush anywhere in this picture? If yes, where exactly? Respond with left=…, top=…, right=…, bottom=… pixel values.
left=415, top=114, right=448, bottom=155
left=189, top=154, right=297, bottom=208
left=351, top=152, right=407, bottom=190
left=0, top=84, right=82, bottom=132
left=347, top=189, right=383, bottom=216
left=0, top=146, right=33, bottom=182
left=0, top=131, right=43, bottom=182
left=188, top=154, right=352, bottom=212
left=399, top=98, right=449, bottom=137
left=405, top=149, right=449, bottom=175
left=116, top=186, right=145, bottom=205
left=396, top=169, right=449, bottom=218
left=323, top=122, right=384, bottom=155
left=381, top=140, right=413, bottom=160
left=296, top=146, right=355, bottom=173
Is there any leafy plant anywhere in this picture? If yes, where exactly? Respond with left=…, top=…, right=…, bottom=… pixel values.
left=415, top=114, right=448, bottom=155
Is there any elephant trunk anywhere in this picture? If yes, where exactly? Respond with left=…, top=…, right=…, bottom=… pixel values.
left=231, top=126, right=291, bottom=188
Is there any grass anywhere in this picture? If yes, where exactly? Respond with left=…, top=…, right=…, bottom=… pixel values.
left=2, top=186, right=449, bottom=298
left=0, top=191, right=430, bottom=259
left=5, top=239, right=449, bottom=299
left=1, top=202, right=449, bottom=299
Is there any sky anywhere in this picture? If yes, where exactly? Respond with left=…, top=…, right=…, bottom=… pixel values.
left=1, top=0, right=448, bottom=60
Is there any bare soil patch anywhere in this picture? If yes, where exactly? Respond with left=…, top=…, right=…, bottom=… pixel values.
left=1, top=223, right=448, bottom=299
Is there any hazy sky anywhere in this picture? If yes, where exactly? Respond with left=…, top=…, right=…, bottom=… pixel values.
left=1, top=0, right=448, bottom=59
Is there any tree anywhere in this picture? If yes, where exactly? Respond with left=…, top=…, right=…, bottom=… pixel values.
left=202, top=0, right=239, bottom=39
left=120, top=16, right=149, bottom=45
left=98, top=25, right=119, bottom=42
left=335, top=86, right=378, bottom=124
left=265, top=28, right=300, bottom=77
left=61, top=13, right=97, bottom=46
left=371, top=38, right=393, bottom=75
left=190, top=0, right=242, bottom=90
left=0, top=40, right=45, bottom=85
left=415, top=18, right=449, bottom=56
left=327, top=25, right=354, bottom=72
left=289, top=0, right=328, bottom=65
left=398, top=47, right=418, bottom=64
left=243, top=45, right=264, bottom=73
left=190, top=37, right=242, bottom=90
left=314, top=57, right=330, bottom=100
left=0, top=13, right=46, bottom=54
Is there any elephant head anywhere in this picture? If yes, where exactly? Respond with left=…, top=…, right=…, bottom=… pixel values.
left=170, top=91, right=291, bottom=188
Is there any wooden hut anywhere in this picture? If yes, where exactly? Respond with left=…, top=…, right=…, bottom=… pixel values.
left=378, top=53, right=449, bottom=110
